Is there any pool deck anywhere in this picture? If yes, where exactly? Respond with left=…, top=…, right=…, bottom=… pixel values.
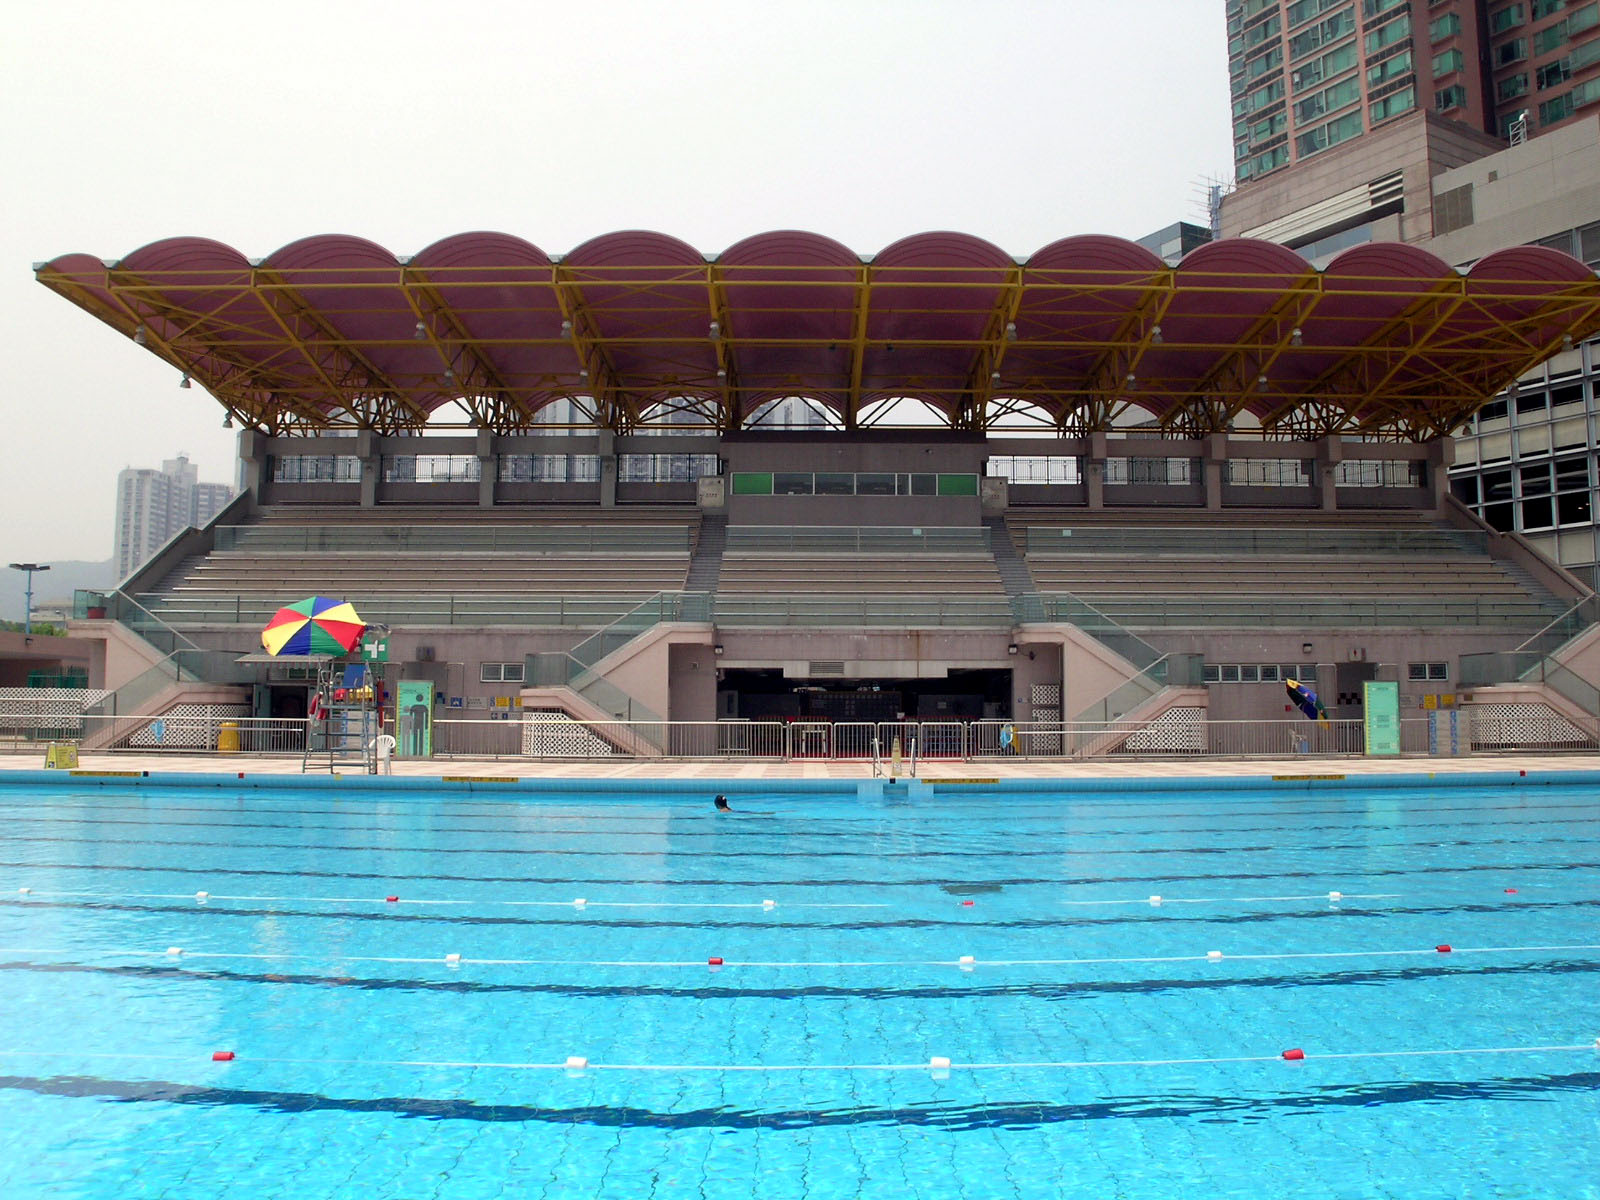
left=3, top=749, right=1599, bottom=783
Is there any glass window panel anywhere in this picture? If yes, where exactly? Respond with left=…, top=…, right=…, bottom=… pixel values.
left=1520, top=463, right=1553, bottom=495
left=1521, top=496, right=1554, bottom=528
left=730, top=472, right=773, bottom=495
left=814, top=472, right=855, bottom=495
left=1559, top=492, right=1592, bottom=524
left=856, top=473, right=896, bottom=495
left=936, top=473, right=979, bottom=496
left=908, top=473, right=938, bottom=496
left=1555, top=456, right=1589, bottom=489
left=774, top=472, right=814, bottom=495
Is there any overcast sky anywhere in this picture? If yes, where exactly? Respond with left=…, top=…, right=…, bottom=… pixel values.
left=1, top=0, right=1232, bottom=596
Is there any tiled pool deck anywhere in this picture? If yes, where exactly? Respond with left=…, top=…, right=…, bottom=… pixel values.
left=3, top=749, right=1598, bottom=783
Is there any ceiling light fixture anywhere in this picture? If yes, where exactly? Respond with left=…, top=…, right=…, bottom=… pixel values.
left=1258, top=374, right=1269, bottom=392
left=1125, top=372, right=1137, bottom=390
left=413, top=321, right=427, bottom=340
left=133, top=325, right=147, bottom=346
left=1291, top=327, right=1303, bottom=346
left=1150, top=325, right=1163, bottom=345
left=559, top=320, right=573, bottom=339
left=178, top=373, right=191, bottom=389
left=709, top=320, right=722, bottom=341
left=222, top=414, right=233, bottom=429
left=991, top=370, right=1002, bottom=386
left=1004, top=321, right=1018, bottom=342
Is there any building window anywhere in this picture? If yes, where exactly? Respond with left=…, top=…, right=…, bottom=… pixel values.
left=480, top=662, right=525, bottom=684
left=1408, top=662, right=1449, bottom=681
left=1364, top=13, right=1411, bottom=54
left=1436, top=84, right=1469, bottom=111
left=1433, top=48, right=1466, bottom=75
left=1296, top=75, right=1362, bottom=122
left=1370, top=86, right=1417, bottom=124
left=1430, top=13, right=1462, bottom=39
left=1289, top=9, right=1357, bottom=61
left=1367, top=48, right=1413, bottom=86
left=1496, top=37, right=1529, bottom=65
left=1490, top=4, right=1527, bottom=32
left=1296, top=108, right=1363, bottom=157
left=1533, top=0, right=1567, bottom=16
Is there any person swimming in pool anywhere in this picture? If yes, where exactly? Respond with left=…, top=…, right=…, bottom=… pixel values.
left=714, top=794, right=731, bottom=811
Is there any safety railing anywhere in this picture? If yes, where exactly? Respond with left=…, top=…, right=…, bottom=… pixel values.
left=726, top=526, right=992, bottom=553
left=712, top=594, right=1014, bottom=627
left=1023, top=526, right=1486, bottom=557
left=8, top=712, right=1594, bottom=759
left=1028, top=593, right=1557, bottom=630
left=212, top=524, right=693, bottom=554
left=132, top=592, right=650, bottom=628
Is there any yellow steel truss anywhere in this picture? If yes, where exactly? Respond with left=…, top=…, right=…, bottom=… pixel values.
left=35, top=258, right=1600, bottom=440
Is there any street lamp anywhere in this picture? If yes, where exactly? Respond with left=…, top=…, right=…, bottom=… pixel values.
left=8, top=563, right=50, bottom=635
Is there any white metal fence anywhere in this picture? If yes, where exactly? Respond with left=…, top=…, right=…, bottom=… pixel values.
left=1, top=710, right=1593, bottom=762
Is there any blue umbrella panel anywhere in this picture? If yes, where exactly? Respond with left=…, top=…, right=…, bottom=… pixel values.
left=1285, top=678, right=1329, bottom=725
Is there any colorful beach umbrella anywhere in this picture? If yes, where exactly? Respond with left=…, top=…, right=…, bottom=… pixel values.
left=260, top=596, right=366, bottom=657
left=1285, top=678, right=1329, bottom=726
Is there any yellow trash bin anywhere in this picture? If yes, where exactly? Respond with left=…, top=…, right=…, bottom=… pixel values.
left=218, top=721, right=240, bottom=754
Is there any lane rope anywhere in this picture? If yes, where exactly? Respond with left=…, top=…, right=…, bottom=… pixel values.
left=6, top=889, right=883, bottom=909
left=4, top=943, right=1600, bottom=969
left=0, top=1042, right=1593, bottom=1073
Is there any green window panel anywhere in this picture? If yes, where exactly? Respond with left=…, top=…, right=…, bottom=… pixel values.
left=731, top=472, right=773, bottom=495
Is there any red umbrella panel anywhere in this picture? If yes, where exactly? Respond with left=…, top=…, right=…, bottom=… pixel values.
left=261, top=597, right=366, bottom=656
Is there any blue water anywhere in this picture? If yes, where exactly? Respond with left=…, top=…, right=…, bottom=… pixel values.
left=2, top=778, right=1599, bottom=1199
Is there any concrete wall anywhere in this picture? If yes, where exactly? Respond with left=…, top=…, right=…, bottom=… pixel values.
left=1222, top=111, right=1504, bottom=247
left=1426, top=115, right=1600, bottom=264
left=723, top=433, right=986, bottom=526
left=0, top=631, right=97, bottom=687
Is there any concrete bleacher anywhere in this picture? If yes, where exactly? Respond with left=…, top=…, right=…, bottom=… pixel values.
left=711, top=525, right=1013, bottom=625
left=136, top=507, right=698, bottom=627
left=1012, top=512, right=1568, bottom=630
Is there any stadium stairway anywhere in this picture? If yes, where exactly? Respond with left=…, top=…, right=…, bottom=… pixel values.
left=684, top=514, right=726, bottom=594
left=984, top=516, right=1038, bottom=601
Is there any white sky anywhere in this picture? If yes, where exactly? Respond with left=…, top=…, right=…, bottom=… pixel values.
left=0, top=0, right=1233, bottom=581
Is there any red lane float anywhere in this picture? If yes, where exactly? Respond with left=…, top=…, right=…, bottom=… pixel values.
left=211, top=1050, right=235, bottom=1062
left=385, top=895, right=399, bottom=903
left=1436, top=944, right=1453, bottom=953
left=1281, top=1048, right=1306, bottom=1061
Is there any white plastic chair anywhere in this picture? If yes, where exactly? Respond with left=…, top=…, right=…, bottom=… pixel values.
left=370, top=733, right=397, bottom=774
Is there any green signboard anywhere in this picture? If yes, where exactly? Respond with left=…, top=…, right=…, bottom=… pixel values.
left=361, top=634, right=389, bottom=663
left=1364, top=680, right=1401, bottom=756
left=396, top=681, right=433, bottom=758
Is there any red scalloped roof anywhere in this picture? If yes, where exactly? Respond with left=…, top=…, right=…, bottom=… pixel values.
left=35, top=231, right=1600, bottom=439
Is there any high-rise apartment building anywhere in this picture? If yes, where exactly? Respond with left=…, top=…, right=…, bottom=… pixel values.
left=1229, top=0, right=1600, bottom=186
left=113, top=454, right=235, bottom=580
left=1221, top=0, right=1600, bottom=587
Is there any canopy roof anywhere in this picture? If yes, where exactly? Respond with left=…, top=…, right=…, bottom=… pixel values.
left=36, top=231, right=1600, bottom=440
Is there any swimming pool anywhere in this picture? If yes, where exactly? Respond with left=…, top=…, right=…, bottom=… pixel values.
left=2, top=774, right=1598, bottom=1199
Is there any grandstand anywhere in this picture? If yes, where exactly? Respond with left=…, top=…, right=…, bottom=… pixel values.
left=29, top=230, right=1600, bottom=757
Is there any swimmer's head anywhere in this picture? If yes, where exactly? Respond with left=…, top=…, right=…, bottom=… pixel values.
left=714, top=794, right=731, bottom=811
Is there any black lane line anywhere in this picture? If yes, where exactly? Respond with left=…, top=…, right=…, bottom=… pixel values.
left=8, top=789, right=1596, bottom=829
left=2, top=1069, right=1596, bottom=1130
left=7, top=800, right=1598, bottom=845
left=5, top=855, right=1599, bottom=893
left=5, top=895, right=1597, bottom=931
left=6, top=812, right=1598, bottom=861
left=7, top=956, right=1599, bottom=1001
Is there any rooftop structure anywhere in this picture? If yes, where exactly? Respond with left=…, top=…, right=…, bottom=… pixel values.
left=35, top=232, right=1600, bottom=442
left=1228, top=0, right=1600, bottom=187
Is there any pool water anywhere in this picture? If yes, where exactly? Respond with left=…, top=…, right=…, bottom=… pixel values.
left=2, top=778, right=1598, bottom=1199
